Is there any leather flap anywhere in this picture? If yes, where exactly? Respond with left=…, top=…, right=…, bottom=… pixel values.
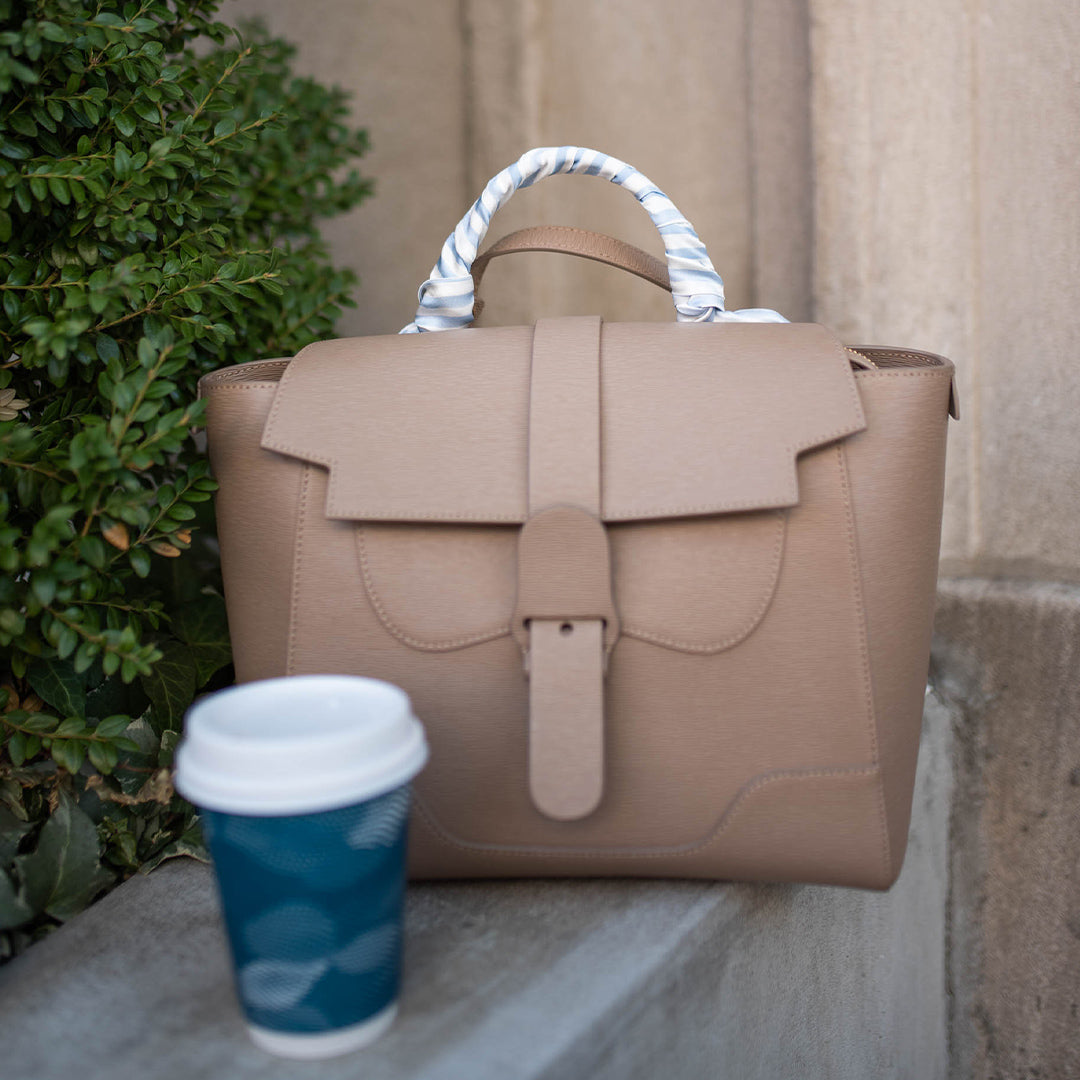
left=260, top=322, right=866, bottom=523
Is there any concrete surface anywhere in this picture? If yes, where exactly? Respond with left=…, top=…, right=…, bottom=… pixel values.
left=934, top=578, right=1080, bottom=1080
left=0, top=695, right=953, bottom=1080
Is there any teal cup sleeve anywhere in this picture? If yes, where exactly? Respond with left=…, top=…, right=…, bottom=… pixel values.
left=200, top=785, right=411, bottom=1037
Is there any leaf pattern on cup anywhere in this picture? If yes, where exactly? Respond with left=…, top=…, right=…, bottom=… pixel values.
left=333, top=921, right=400, bottom=975
left=239, top=958, right=329, bottom=1011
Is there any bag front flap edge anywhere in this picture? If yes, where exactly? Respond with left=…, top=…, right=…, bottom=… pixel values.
left=259, top=321, right=868, bottom=525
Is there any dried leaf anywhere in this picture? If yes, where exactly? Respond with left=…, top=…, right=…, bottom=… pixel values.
left=85, top=768, right=173, bottom=807
left=150, top=542, right=182, bottom=558
left=102, top=522, right=130, bottom=551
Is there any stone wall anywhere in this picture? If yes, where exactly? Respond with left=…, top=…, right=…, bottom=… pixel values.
left=220, top=0, right=813, bottom=331
left=810, top=0, right=1080, bottom=582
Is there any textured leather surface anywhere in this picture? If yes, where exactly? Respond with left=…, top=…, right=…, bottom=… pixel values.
left=259, top=322, right=866, bottom=523
left=200, top=324, right=954, bottom=889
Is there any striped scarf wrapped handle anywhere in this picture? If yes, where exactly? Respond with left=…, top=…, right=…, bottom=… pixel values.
left=400, top=146, right=787, bottom=333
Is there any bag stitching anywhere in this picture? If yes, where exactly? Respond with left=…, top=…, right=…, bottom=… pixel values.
left=412, top=763, right=881, bottom=860
left=356, top=512, right=788, bottom=655
left=199, top=382, right=281, bottom=392
left=836, top=442, right=893, bottom=880
left=618, top=511, right=787, bottom=652
left=285, top=465, right=311, bottom=676
left=852, top=369, right=953, bottom=380
left=355, top=526, right=509, bottom=651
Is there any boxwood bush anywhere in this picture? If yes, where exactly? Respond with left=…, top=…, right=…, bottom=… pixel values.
left=0, top=0, right=372, bottom=960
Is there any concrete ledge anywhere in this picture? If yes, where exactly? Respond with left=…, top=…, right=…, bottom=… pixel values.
left=933, top=578, right=1080, bottom=1080
left=0, top=694, right=953, bottom=1080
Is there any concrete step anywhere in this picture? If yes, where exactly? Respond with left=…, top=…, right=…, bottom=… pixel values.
left=0, top=695, right=952, bottom=1080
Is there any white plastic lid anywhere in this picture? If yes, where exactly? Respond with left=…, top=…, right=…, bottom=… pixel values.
left=174, top=676, right=428, bottom=816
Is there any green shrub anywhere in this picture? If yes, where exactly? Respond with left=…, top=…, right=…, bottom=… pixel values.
left=0, top=0, right=372, bottom=960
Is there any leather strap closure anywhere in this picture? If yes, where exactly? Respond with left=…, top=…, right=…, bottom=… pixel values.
left=512, top=506, right=620, bottom=656
left=515, top=316, right=616, bottom=822
left=512, top=507, right=618, bottom=822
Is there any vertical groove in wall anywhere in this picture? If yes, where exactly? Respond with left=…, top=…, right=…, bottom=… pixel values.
left=459, top=0, right=477, bottom=198
left=521, top=0, right=543, bottom=203
left=746, top=0, right=815, bottom=316
left=966, top=0, right=983, bottom=563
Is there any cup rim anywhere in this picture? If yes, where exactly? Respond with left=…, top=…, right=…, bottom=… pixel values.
left=174, top=675, right=428, bottom=816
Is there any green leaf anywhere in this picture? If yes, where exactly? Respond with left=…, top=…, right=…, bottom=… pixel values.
left=55, top=717, right=87, bottom=737
left=0, top=209, right=10, bottom=243
left=129, top=547, right=151, bottom=578
left=51, top=738, right=86, bottom=773
left=0, top=807, right=32, bottom=865
left=88, top=740, right=119, bottom=774
left=48, top=176, right=70, bottom=205
left=17, top=713, right=59, bottom=734
left=139, top=642, right=197, bottom=729
left=30, top=573, right=56, bottom=607
left=139, top=821, right=208, bottom=874
left=173, top=597, right=232, bottom=684
left=0, top=869, right=35, bottom=931
left=7, top=731, right=27, bottom=767
left=113, top=142, right=132, bottom=180
left=27, top=658, right=86, bottom=717
left=39, top=22, right=68, bottom=43
left=95, top=334, right=120, bottom=363
left=115, top=112, right=136, bottom=139
left=14, top=790, right=112, bottom=921
left=94, top=714, right=131, bottom=739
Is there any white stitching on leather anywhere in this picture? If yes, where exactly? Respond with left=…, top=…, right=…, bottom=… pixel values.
left=285, top=466, right=311, bottom=676
left=619, top=511, right=787, bottom=653
left=836, top=442, right=893, bottom=881
left=355, top=526, right=511, bottom=652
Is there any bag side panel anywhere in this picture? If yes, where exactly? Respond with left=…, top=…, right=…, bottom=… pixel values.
left=204, top=385, right=305, bottom=683
left=846, top=368, right=953, bottom=880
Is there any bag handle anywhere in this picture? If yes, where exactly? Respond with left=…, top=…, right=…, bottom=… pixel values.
left=471, top=225, right=672, bottom=321
left=400, top=146, right=787, bottom=333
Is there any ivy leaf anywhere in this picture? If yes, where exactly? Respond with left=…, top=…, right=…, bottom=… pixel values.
left=0, top=806, right=32, bottom=865
left=139, top=641, right=197, bottom=729
left=173, top=596, right=231, bottom=684
left=27, top=657, right=87, bottom=717
left=139, top=821, right=208, bottom=874
left=0, top=870, right=35, bottom=931
left=13, top=790, right=113, bottom=921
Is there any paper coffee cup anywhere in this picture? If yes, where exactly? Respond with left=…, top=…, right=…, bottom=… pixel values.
left=174, top=675, right=428, bottom=1059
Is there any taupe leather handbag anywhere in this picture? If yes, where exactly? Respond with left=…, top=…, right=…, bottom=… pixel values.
left=200, top=148, right=956, bottom=889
